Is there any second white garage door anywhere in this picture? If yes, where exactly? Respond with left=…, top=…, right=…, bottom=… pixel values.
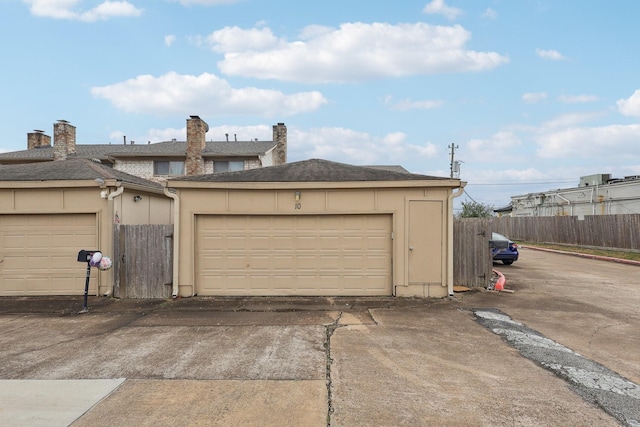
left=196, top=214, right=392, bottom=296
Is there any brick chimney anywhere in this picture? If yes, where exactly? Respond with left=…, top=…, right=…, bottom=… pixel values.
left=273, top=122, right=287, bottom=165
left=53, top=120, right=76, bottom=161
left=186, top=115, right=208, bottom=176
left=27, top=130, right=51, bottom=150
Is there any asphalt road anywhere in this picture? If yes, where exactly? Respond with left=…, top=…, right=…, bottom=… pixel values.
left=462, top=247, right=640, bottom=426
left=0, top=247, right=638, bottom=426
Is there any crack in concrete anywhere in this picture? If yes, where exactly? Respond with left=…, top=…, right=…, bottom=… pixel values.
left=324, top=312, right=343, bottom=427
left=588, top=322, right=626, bottom=350
left=366, top=308, right=380, bottom=325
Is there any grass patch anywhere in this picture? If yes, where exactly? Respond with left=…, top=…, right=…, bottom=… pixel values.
left=522, top=242, right=640, bottom=262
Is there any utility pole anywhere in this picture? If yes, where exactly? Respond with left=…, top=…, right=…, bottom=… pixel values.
left=449, top=143, right=459, bottom=178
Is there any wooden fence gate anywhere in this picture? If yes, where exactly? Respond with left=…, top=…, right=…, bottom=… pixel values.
left=113, top=224, right=173, bottom=298
left=453, top=219, right=492, bottom=288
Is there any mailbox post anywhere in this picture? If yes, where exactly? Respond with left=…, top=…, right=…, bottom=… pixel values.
left=77, top=249, right=100, bottom=314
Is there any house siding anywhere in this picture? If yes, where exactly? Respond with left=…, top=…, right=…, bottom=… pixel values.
left=115, top=160, right=155, bottom=180
left=245, top=159, right=262, bottom=169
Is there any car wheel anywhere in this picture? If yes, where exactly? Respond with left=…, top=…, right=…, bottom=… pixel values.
left=502, top=260, right=513, bottom=265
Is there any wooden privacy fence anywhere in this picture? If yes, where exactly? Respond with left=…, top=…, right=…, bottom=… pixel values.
left=453, top=219, right=492, bottom=288
left=113, top=224, right=173, bottom=298
left=453, top=213, right=640, bottom=288
left=491, top=214, right=640, bottom=251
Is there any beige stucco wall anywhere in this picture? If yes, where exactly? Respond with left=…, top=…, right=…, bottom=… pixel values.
left=169, top=182, right=455, bottom=298
left=0, top=183, right=172, bottom=296
left=112, top=189, right=173, bottom=225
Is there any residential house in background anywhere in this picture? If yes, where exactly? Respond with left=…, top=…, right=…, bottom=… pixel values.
left=0, top=117, right=288, bottom=181
left=510, top=173, right=640, bottom=217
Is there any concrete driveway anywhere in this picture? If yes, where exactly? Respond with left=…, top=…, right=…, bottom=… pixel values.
left=0, top=247, right=638, bottom=426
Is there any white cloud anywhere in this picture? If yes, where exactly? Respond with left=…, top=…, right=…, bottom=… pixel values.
left=204, top=124, right=273, bottom=142
left=536, top=124, right=640, bottom=158
left=482, top=8, right=497, bottom=20
left=287, top=127, right=439, bottom=165
left=541, top=112, right=605, bottom=130
left=24, top=0, right=142, bottom=21
left=164, top=35, right=176, bottom=47
left=298, top=25, right=334, bottom=40
left=170, top=0, right=241, bottom=5
left=91, top=72, right=327, bottom=117
left=466, top=131, right=522, bottom=161
left=557, top=94, right=598, bottom=103
left=210, top=23, right=509, bottom=83
left=617, top=89, right=640, bottom=117
left=522, top=92, right=547, bottom=104
left=384, top=96, right=443, bottom=111
left=535, top=48, right=566, bottom=60
left=109, top=123, right=273, bottom=146
left=423, top=0, right=462, bottom=20
left=465, top=167, right=547, bottom=185
left=116, top=124, right=441, bottom=168
left=207, top=26, right=281, bottom=53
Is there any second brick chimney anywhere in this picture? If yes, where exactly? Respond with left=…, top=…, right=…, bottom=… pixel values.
left=273, top=122, right=287, bottom=165
left=27, top=130, right=51, bottom=150
left=186, top=115, right=208, bottom=176
left=53, top=120, right=76, bottom=161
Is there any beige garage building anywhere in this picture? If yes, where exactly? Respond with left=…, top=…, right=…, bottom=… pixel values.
left=166, top=159, right=462, bottom=298
left=0, top=159, right=171, bottom=297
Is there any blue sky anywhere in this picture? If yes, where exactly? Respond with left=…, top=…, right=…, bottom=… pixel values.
left=2, top=0, right=640, bottom=210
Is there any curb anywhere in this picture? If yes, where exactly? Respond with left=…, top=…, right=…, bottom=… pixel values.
left=523, top=245, right=640, bottom=267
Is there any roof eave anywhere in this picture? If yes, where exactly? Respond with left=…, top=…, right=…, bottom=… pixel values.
left=165, top=179, right=461, bottom=190
left=0, top=179, right=121, bottom=189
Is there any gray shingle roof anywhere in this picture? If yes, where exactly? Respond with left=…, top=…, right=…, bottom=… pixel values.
left=0, top=158, right=161, bottom=189
left=171, top=159, right=447, bottom=183
left=0, top=140, right=276, bottom=162
left=363, top=165, right=410, bottom=173
left=104, top=140, right=276, bottom=157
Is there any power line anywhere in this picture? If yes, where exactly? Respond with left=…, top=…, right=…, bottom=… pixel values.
left=462, top=189, right=477, bottom=203
left=465, top=180, right=575, bottom=186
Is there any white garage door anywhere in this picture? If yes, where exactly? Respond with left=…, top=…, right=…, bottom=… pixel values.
left=0, top=214, right=98, bottom=296
left=196, top=214, right=392, bottom=296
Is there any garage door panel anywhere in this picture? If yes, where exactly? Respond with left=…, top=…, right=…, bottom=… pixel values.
left=0, top=214, right=98, bottom=296
left=272, top=235, right=294, bottom=246
left=26, top=278, right=51, bottom=293
left=3, top=234, right=24, bottom=249
left=273, top=219, right=293, bottom=231
left=248, top=236, right=271, bottom=250
left=294, top=217, right=318, bottom=230
left=196, top=214, right=392, bottom=296
left=343, top=256, right=365, bottom=270
left=319, top=255, right=340, bottom=269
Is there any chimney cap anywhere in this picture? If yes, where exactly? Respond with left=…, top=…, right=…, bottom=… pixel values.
left=189, top=115, right=201, bottom=119
left=57, top=119, right=70, bottom=123
left=33, top=129, right=45, bottom=133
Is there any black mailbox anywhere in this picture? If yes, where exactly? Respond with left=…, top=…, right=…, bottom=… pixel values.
left=77, top=250, right=100, bottom=263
